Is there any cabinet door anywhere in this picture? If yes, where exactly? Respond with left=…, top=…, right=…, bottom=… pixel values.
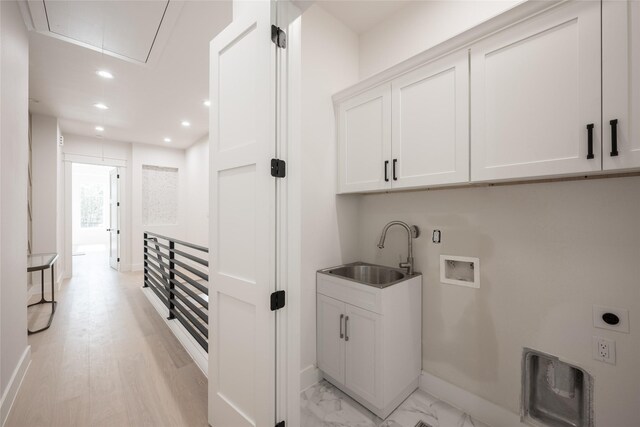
left=317, top=294, right=346, bottom=384
left=603, top=0, right=640, bottom=170
left=391, top=50, right=469, bottom=189
left=337, top=84, right=392, bottom=193
left=470, top=1, right=601, bottom=182
left=344, top=304, right=383, bottom=407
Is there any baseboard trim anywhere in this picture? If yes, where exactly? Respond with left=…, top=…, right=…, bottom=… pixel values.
left=419, top=371, right=525, bottom=427
left=1, top=346, right=31, bottom=427
left=141, top=287, right=208, bottom=377
left=300, top=365, right=321, bottom=392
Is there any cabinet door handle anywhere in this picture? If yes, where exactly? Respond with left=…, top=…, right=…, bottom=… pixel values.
left=610, top=119, right=619, bottom=157
left=393, top=159, right=398, bottom=181
left=384, top=161, right=389, bottom=182
left=586, top=124, right=594, bottom=159
left=339, top=314, right=344, bottom=339
left=344, top=316, right=349, bottom=341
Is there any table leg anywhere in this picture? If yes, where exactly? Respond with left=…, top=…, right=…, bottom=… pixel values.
left=27, top=265, right=57, bottom=335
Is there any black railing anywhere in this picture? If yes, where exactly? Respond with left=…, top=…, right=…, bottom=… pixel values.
left=143, top=232, right=209, bottom=352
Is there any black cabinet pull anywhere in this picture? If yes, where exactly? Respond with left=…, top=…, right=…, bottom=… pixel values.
left=586, top=124, right=594, bottom=159
left=610, top=119, right=619, bottom=157
left=384, top=160, right=389, bottom=182
left=393, top=159, right=398, bottom=181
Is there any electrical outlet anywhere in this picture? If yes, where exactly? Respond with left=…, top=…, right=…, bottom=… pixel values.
left=593, top=336, right=616, bottom=365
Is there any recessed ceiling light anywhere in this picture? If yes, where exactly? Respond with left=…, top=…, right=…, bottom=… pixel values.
left=94, top=103, right=109, bottom=110
left=95, top=126, right=104, bottom=132
left=164, top=137, right=171, bottom=143
left=181, top=120, right=191, bottom=127
left=203, top=100, right=211, bottom=107
left=96, top=70, right=114, bottom=79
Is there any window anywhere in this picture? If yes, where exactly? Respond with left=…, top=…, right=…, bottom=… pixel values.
left=80, top=183, right=105, bottom=228
left=142, top=165, right=179, bottom=225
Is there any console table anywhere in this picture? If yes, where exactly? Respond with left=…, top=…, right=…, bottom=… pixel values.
left=27, top=253, right=58, bottom=335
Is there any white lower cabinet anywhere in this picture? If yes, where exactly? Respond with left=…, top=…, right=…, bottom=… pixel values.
left=316, top=272, right=421, bottom=419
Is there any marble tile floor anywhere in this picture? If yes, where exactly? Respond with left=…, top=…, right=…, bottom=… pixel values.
left=301, top=380, right=489, bottom=427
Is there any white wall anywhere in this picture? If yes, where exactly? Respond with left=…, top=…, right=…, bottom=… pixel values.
left=299, top=5, right=361, bottom=379
left=356, top=177, right=640, bottom=425
left=31, top=113, right=63, bottom=283
left=358, top=1, right=518, bottom=79
left=0, top=0, right=30, bottom=410
left=185, top=136, right=209, bottom=248
left=131, top=143, right=187, bottom=270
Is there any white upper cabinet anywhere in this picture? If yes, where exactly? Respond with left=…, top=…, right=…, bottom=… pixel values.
left=603, top=0, right=640, bottom=171
left=338, top=84, right=392, bottom=193
left=391, top=50, right=469, bottom=189
left=470, top=1, right=602, bottom=182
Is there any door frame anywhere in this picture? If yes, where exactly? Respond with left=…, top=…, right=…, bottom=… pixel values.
left=63, top=154, right=127, bottom=278
left=275, top=2, right=302, bottom=425
left=108, top=167, right=120, bottom=270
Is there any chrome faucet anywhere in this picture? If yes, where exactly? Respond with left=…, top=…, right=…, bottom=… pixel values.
left=377, top=221, right=420, bottom=275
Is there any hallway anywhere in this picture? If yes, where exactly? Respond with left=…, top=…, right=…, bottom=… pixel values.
left=7, top=253, right=208, bottom=427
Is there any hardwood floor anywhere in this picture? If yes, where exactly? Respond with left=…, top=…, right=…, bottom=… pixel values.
left=7, top=251, right=208, bottom=427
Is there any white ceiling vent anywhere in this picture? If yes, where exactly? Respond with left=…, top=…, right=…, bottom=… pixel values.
left=23, top=0, right=184, bottom=66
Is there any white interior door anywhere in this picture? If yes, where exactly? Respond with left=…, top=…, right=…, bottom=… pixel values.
left=470, top=1, right=601, bottom=182
left=108, top=168, right=119, bottom=270
left=603, top=0, right=640, bottom=171
left=209, top=2, right=277, bottom=426
left=391, top=50, right=469, bottom=189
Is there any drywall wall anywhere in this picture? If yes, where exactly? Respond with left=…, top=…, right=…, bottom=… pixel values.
left=31, top=114, right=63, bottom=283
left=356, top=177, right=640, bottom=425
left=62, top=135, right=133, bottom=273
left=131, top=144, right=187, bottom=271
left=185, top=136, right=209, bottom=248
left=299, top=4, right=361, bottom=379
left=358, top=1, right=518, bottom=79
left=0, top=0, right=30, bottom=406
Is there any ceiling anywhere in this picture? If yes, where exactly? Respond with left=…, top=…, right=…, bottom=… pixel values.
left=316, top=0, right=409, bottom=34
left=26, top=0, right=232, bottom=149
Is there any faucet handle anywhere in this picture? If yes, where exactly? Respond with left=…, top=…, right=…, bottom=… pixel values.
left=409, top=226, right=420, bottom=238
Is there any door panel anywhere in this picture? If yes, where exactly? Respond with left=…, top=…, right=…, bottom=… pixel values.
left=109, top=168, right=119, bottom=270
left=317, top=294, right=346, bottom=384
left=209, top=3, right=276, bottom=426
left=603, top=0, right=640, bottom=170
left=338, top=84, right=392, bottom=193
left=345, top=304, right=383, bottom=407
left=392, top=50, right=469, bottom=188
left=471, top=1, right=601, bottom=181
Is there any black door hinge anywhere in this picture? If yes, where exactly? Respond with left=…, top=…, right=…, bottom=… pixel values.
left=275, top=421, right=285, bottom=427
left=271, top=25, right=287, bottom=49
left=117, top=202, right=120, bottom=207
left=271, top=159, right=286, bottom=178
left=117, top=174, right=120, bottom=179
left=117, top=230, right=120, bottom=235
left=117, top=257, right=120, bottom=262
left=270, top=290, right=286, bottom=311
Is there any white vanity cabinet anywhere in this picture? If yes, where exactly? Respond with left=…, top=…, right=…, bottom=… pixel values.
left=336, top=50, right=469, bottom=194
left=316, top=270, right=421, bottom=419
left=602, top=0, right=640, bottom=171
left=470, top=0, right=602, bottom=182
